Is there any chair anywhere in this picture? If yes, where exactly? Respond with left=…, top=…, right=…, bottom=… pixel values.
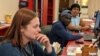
left=0, top=36, right=4, bottom=42
left=41, top=25, right=62, bottom=55
left=41, top=25, right=52, bottom=36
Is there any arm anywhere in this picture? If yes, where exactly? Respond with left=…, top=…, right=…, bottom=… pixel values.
left=67, top=23, right=80, bottom=30
left=35, top=34, right=56, bottom=56
left=55, top=28, right=82, bottom=41
left=67, top=19, right=90, bottom=31
left=54, top=23, right=82, bottom=41
left=80, top=18, right=85, bottom=26
left=80, top=19, right=90, bottom=30
left=34, top=41, right=56, bottom=56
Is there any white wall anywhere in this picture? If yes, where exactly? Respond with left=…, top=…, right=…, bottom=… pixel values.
left=88, top=0, right=100, bottom=17
left=80, top=8, right=89, bottom=18
left=0, top=0, right=19, bottom=21
left=69, top=0, right=74, bottom=7
left=53, top=0, right=59, bottom=23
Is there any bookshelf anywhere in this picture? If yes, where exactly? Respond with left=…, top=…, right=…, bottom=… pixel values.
left=38, top=0, right=42, bottom=26
left=47, top=0, right=53, bottom=25
left=19, top=0, right=54, bottom=26
left=37, top=0, right=54, bottom=25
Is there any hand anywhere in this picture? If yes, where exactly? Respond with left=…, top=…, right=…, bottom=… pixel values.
left=89, top=43, right=97, bottom=48
left=75, top=26, right=81, bottom=30
left=36, top=34, right=52, bottom=53
left=83, top=26, right=90, bottom=30
left=36, top=34, right=50, bottom=46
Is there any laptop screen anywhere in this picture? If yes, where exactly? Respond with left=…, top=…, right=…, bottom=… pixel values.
left=94, top=11, right=100, bottom=29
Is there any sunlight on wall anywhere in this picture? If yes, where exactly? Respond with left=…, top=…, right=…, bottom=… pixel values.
left=0, top=0, right=19, bottom=21
left=81, top=0, right=88, bottom=6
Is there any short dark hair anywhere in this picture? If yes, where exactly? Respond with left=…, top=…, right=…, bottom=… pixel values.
left=70, top=3, right=80, bottom=11
left=59, top=11, right=71, bottom=26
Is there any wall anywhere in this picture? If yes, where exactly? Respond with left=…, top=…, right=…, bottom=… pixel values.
left=80, top=8, right=89, bottom=18
left=59, top=0, right=69, bottom=9
left=0, top=0, right=19, bottom=21
left=88, top=0, right=100, bottom=17
left=53, top=0, right=59, bottom=23
left=53, top=0, right=100, bottom=20
left=69, top=0, right=75, bottom=7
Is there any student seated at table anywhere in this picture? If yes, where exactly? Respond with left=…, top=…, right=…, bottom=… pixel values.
left=49, top=11, right=83, bottom=48
left=0, top=8, right=56, bottom=56
left=65, top=3, right=90, bottom=31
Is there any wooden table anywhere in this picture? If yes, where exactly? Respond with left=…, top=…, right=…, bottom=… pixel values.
left=0, top=24, right=10, bottom=36
left=61, top=40, right=92, bottom=56
left=60, top=19, right=95, bottom=56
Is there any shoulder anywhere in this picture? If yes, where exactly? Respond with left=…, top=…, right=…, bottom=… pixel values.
left=52, top=21, right=64, bottom=29
left=53, top=21, right=62, bottom=26
left=0, top=42, right=20, bottom=56
left=75, top=16, right=80, bottom=18
left=0, top=42, right=13, bottom=49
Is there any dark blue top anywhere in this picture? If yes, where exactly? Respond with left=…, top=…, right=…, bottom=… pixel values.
left=0, top=41, right=56, bottom=56
left=49, top=21, right=82, bottom=47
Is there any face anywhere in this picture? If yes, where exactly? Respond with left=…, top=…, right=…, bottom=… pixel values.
left=66, top=19, right=71, bottom=26
left=21, top=17, right=41, bottom=41
left=71, top=7, right=80, bottom=17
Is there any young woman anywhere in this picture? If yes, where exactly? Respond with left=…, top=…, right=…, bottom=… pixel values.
left=0, top=8, right=56, bottom=56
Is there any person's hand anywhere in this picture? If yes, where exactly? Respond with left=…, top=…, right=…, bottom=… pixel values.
left=36, top=34, right=52, bottom=53
left=85, top=25, right=90, bottom=28
left=75, top=26, right=81, bottom=30
left=36, top=34, right=50, bottom=47
left=89, top=43, right=97, bottom=48
left=83, top=25, right=90, bottom=30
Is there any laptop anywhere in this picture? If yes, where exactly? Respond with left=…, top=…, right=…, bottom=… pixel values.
left=83, top=33, right=94, bottom=41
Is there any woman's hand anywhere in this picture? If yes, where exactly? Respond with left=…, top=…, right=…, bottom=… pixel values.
left=36, top=34, right=52, bottom=53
